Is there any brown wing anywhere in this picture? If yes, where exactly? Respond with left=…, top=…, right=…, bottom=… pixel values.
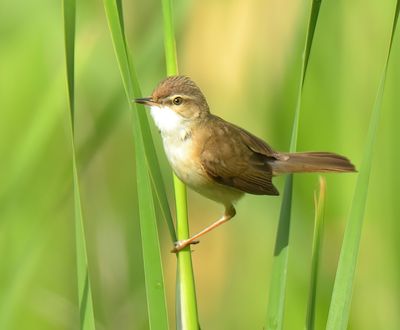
left=199, top=117, right=280, bottom=196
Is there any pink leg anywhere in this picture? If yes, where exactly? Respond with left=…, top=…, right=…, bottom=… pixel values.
left=171, top=205, right=236, bottom=253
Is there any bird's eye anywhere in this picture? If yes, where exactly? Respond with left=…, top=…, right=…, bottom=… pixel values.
left=173, top=96, right=183, bottom=105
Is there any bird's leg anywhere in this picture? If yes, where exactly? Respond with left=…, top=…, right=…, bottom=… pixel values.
left=171, top=205, right=236, bottom=253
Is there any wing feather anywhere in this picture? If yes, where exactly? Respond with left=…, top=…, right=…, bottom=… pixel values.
left=200, top=117, right=280, bottom=196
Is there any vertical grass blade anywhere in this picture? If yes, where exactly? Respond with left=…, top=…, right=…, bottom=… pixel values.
left=104, top=0, right=176, bottom=241
left=161, top=0, right=178, bottom=75
left=305, top=177, right=326, bottom=330
left=72, top=158, right=96, bottom=330
left=160, top=0, right=200, bottom=329
left=265, top=1, right=323, bottom=329
left=110, top=0, right=176, bottom=243
left=103, top=1, right=170, bottom=328
left=62, top=0, right=96, bottom=328
left=133, top=117, right=170, bottom=330
left=63, top=0, right=75, bottom=124
left=326, top=3, right=400, bottom=329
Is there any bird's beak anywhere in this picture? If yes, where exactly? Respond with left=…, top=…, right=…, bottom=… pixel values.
left=134, top=97, right=156, bottom=106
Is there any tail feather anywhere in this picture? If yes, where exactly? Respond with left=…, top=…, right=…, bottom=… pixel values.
left=271, top=152, right=356, bottom=175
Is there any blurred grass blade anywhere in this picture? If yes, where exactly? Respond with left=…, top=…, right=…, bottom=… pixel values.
left=103, top=0, right=170, bottom=328
left=72, top=159, right=96, bottom=330
left=160, top=0, right=200, bottom=329
left=105, top=0, right=175, bottom=242
left=265, top=1, right=323, bottom=329
left=133, top=121, right=169, bottom=330
left=63, top=0, right=75, bottom=124
left=106, top=0, right=176, bottom=242
left=305, top=177, right=326, bottom=330
left=63, top=0, right=96, bottom=328
left=161, top=0, right=178, bottom=75
left=327, top=3, right=399, bottom=329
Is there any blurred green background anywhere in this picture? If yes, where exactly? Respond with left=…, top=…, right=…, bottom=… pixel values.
left=1, top=0, right=399, bottom=329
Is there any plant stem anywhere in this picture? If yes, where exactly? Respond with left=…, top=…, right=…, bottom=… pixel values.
left=160, top=0, right=200, bottom=328
left=265, top=1, right=323, bottom=328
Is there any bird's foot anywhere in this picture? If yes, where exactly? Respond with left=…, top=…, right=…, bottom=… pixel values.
left=171, top=239, right=200, bottom=253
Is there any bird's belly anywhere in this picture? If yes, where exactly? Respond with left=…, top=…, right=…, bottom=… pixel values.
left=163, top=137, right=209, bottom=187
left=162, top=137, right=244, bottom=205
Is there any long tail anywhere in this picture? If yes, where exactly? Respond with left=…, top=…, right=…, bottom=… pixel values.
left=271, top=152, right=356, bottom=175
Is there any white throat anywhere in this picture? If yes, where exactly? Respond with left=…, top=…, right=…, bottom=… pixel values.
left=150, top=105, right=187, bottom=138
left=149, top=104, right=204, bottom=189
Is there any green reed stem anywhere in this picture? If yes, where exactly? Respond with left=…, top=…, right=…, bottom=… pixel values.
left=63, top=0, right=96, bottom=328
left=306, top=177, right=326, bottom=330
left=327, top=3, right=399, bottom=328
left=265, top=1, right=323, bottom=329
left=161, top=0, right=200, bottom=328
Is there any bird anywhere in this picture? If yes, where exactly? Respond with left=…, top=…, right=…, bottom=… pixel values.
left=135, top=75, right=356, bottom=252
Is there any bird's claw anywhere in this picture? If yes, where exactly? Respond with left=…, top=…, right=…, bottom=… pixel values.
left=171, top=239, right=200, bottom=253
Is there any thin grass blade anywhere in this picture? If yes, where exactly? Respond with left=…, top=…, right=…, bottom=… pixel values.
left=63, top=0, right=96, bottom=328
left=72, top=157, right=96, bottom=330
left=63, top=0, right=75, bottom=124
left=106, top=0, right=176, bottom=242
left=326, top=3, right=400, bottom=329
left=305, top=177, right=327, bottom=330
left=265, top=1, right=323, bottom=329
left=160, top=0, right=200, bottom=328
left=133, top=120, right=169, bottom=330
left=104, top=0, right=175, bottom=241
left=103, top=1, right=170, bottom=328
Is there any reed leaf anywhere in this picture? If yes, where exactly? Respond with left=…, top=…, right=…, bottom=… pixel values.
left=265, top=1, right=323, bottom=329
left=160, top=0, right=200, bottom=328
left=103, top=0, right=170, bottom=328
left=305, top=177, right=326, bottom=330
left=62, top=0, right=96, bottom=328
left=326, top=2, right=399, bottom=329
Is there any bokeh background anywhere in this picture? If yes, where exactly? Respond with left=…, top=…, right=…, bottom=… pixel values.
left=1, top=0, right=399, bottom=329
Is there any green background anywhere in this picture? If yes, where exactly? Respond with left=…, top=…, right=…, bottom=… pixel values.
left=1, top=0, right=399, bottom=329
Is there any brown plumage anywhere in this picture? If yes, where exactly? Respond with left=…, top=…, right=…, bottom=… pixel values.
left=199, top=115, right=355, bottom=196
left=135, top=75, right=356, bottom=252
